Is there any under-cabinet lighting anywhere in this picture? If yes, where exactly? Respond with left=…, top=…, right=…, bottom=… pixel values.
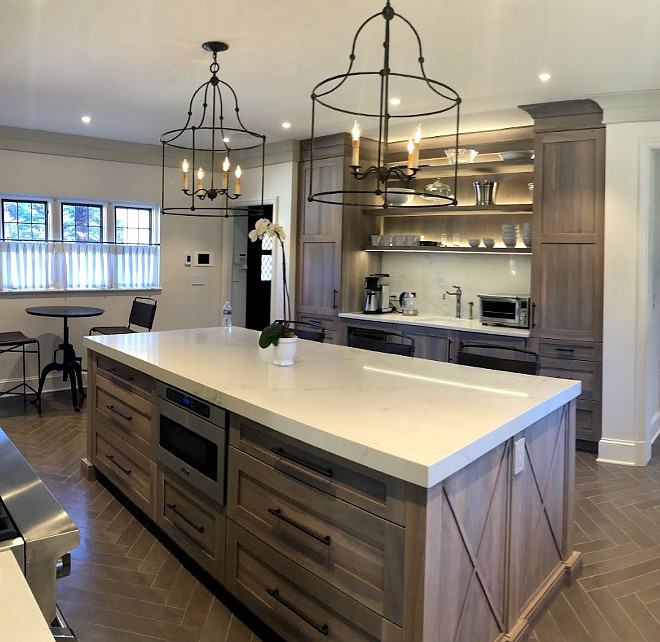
left=363, top=366, right=530, bottom=397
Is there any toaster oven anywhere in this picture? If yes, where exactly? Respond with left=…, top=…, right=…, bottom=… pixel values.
left=478, top=294, right=531, bottom=328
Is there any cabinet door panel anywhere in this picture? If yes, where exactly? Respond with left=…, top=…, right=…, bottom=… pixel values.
left=533, top=242, right=601, bottom=341
left=300, top=160, right=343, bottom=237
left=300, top=242, right=339, bottom=313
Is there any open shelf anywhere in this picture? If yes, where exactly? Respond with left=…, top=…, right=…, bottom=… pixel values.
left=371, top=203, right=534, bottom=217
left=408, top=158, right=534, bottom=178
left=364, top=245, right=532, bottom=255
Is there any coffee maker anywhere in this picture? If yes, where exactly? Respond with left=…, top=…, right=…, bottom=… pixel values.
left=363, top=274, right=391, bottom=314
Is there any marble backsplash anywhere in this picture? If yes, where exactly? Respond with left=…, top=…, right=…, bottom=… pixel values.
left=381, top=253, right=531, bottom=318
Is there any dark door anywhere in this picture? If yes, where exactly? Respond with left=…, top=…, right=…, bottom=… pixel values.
left=245, top=205, right=273, bottom=331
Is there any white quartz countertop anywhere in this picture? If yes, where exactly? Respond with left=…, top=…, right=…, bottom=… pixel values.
left=339, top=312, right=530, bottom=337
left=84, top=327, right=579, bottom=488
left=0, top=551, right=54, bottom=641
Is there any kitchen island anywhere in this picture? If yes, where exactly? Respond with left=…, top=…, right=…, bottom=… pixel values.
left=83, top=326, right=581, bottom=642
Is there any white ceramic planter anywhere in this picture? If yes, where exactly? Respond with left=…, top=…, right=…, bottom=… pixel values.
left=273, top=336, right=297, bottom=366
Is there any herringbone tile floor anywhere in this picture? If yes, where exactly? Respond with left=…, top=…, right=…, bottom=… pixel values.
left=3, top=391, right=660, bottom=641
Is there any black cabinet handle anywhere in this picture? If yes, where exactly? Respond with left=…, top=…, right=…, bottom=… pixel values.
left=166, top=503, right=205, bottom=533
left=555, top=347, right=575, bottom=352
left=270, top=447, right=333, bottom=477
left=332, top=289, right=338, bottom=309
left=106, top=404, right=133, bottom=422
left=268, top=508, right=331, bottom=545
left=266, top=587, right=329, bottom=636
left=106, top=367, right=133, bottom=382
left=105, top=454, right=131, bottom=476
left=532, top=303, right=537, bottom=329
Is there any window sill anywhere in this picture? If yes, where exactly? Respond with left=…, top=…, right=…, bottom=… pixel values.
left=0, top=287, right=162, bottom=297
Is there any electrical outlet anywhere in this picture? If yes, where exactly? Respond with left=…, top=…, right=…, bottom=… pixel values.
left=184, top=252, right=192, bottom=266
left=513, top=437, right=525, bottom=475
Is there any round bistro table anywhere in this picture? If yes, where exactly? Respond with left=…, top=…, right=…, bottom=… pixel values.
left=26, top=306, right=104, bottom=412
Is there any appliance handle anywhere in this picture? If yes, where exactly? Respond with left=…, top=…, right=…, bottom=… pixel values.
left=106, top=404, right=133, bottom=422
left=106, top=366, right=134, bottom=382
left=266, top=587, right=329, bottom=635
left=166, top=503, right=205, bottom=533
left=270, top=446, right=334, bottom=477
left=268, top=507, right=332, bottom=545
left=106, top=454, right=131, bottom=476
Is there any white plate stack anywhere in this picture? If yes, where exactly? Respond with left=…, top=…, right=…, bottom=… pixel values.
left=522, top=222, right=532, bottom=247
left=502, top=224, right=517, bottom=247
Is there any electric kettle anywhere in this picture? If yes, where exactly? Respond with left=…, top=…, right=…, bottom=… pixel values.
left=400, top=292, right=418, bottom=316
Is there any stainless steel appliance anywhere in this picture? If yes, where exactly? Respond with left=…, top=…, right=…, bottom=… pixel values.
left=399, top=292, right=419, bottom=316
left=363, top=274, right=391, bottom=314
left=156, top=382, right=228, bottom=503
left=0, top=427, right=79, bottom=640
left=478, top=294, right=530, bottom=328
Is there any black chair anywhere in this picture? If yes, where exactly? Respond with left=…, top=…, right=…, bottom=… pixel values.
left=0, top=331, right=41, bottom=403
left=456, top=342, right=539, bottom=375
left=90, top=296, right=157, bottom=335
left=276, top=320, right=325, bottom=343
left=348, top=328, right=415, bottom=357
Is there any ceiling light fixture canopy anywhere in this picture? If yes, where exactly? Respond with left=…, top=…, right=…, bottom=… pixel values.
left=160, top=41, right=266, bottom=218
left=308, top=1, right=461, bottom=209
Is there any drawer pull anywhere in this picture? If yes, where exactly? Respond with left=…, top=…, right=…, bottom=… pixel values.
left=166, top=503, right=205, bottom=533
left=105, top=404, right=133, bottom=422
left=555, top=347, right=575, bottom=352
left=266, top=587, right=329, bottom=636
left=180, top=466, right=191, bottom=476
left=270, top=447, right=334, bottom=478
left=267, top=508, right=331, bottom=545
left=105, top=454, right=131, bottom=476
left=106, top=367, right=133, bottom=382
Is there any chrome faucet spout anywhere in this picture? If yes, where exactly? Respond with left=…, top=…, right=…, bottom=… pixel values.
left=443, top=285, right=462, bottom=318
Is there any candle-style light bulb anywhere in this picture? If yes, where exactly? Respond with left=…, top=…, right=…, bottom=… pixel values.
left=182, top=159, right=189, bottom=190
left=222, top=156, right=230, bottom=189
left=351, top=120, right=360, bottom=167
left=235, top=165, right=242, bottom=195
left=411, top=124, right=422, bottom=169
left=197, top=167, right=204, bottom=191
left=407, top=138, right=415, bottom=170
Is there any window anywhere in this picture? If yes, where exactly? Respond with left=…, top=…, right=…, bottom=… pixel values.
left=116, top=206, right=152, bottom=245
left=2, top=199, right=47, bottom=240
left=0, top=195, right=159, bottom=291
left=62, top=203, right=102, bottom=242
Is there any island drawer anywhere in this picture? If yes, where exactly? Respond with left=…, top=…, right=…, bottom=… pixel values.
left=228, top=413, right=406, bottom=525
left=226, top=521, right=403, bottom=642
left=91, top=419, right=156, bottom=520
left=156, top=466, right=225, bottom=583
left=94, top=353, right=155, bottom=401
left=227, top=447, right=404, bottom=624
left=93, top=374, right=155, bottom=458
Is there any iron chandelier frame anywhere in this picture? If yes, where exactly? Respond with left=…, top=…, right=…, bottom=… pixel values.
left=308, top=1, right=462, bottom=209
left=160, top=41, right=265, bottom=218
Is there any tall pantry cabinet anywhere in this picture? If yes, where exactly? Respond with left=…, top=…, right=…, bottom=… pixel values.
left=521, top=99, right=605, bottom=450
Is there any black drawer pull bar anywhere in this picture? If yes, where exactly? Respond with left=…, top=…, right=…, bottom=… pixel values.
left=106, top=367, right=133, bottom=382
left=267, top=508, right=331, bottom=545
left=105, top=454, right=131, bottom=476
left=270, top=447, right=334, bottom=477
left=105, top=404, right=133, bottom=422
left=266, top=587, right=329, bottom=636
left=555, top=347, right=575, bottom=352
left=166, top=503, right=205, bottom=533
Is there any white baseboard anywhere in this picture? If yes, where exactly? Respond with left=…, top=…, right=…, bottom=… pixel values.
left=597, top=437, right=651, bottom=466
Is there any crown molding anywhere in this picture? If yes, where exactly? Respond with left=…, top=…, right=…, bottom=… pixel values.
left=590, top=90, right=660, bottom=124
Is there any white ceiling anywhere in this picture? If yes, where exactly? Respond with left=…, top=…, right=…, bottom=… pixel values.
left=1, top=0, right=659, bottom=146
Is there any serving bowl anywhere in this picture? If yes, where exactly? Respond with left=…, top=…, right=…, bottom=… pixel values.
left=498, top=150, right=533, bottom=161
left=383, top=188, right=414, bottom=206
left=468, top=238, right=481, bottom=248
left=444, top=148, right=479, bottom=164
left=483, top=237, right=495, bottom=248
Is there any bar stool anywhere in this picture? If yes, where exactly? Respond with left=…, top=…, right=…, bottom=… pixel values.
left=0, top=331, right=41, bottom=403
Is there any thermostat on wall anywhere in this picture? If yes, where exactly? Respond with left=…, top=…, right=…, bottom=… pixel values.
left=193, top=251, right=214, bottom=267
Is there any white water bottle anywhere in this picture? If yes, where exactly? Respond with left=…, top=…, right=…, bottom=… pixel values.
left=221, top=301, right=232, bottom=327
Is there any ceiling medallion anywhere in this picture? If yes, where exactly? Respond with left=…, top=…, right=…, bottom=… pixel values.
left=160, top=41, right=266, bottom=218
left=308, top=1, right=461, bottom=209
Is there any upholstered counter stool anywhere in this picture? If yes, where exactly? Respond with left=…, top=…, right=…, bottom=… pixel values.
left=0, top=331, right=41, bottom=403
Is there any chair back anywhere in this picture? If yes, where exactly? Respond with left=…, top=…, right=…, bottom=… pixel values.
left=348, top=328, right=415, bottom=357
left=128, top=297, right=157, bottom=331
left=276, top=320, right=325, bottom=343
left=456, top=342, right=539, bottom=375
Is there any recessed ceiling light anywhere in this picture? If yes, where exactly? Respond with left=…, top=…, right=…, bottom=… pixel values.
left=538, top=72, right=551, bottom=82
left=281, top=122, right=292, bottom=129
left=389, top=97, right=401, bottom=105
left=81, top=115, right=91, bottom=124
left=222, top=136, right=230, bottom=143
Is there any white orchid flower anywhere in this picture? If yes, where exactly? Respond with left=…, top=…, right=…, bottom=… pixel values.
left=270, top=223, right=286, bottom=240
left=248, top=229, right=259, bottom=242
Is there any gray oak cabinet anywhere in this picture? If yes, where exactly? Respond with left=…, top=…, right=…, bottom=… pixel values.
left=521, top=100, right=605, bottom=449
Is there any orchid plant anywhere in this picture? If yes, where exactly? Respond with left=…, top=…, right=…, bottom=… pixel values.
left=248, top=218, right=294, bottom=348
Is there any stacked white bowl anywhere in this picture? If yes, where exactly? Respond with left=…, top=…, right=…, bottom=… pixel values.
left=522, top=222, right=532, bottom=247
left=501, top=224, right=517, bottom=247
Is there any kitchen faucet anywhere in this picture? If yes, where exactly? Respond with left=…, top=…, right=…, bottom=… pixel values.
left=443, top=285, right=462, bottom=318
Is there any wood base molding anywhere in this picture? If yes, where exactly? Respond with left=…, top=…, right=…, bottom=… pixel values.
left=80, top=457, right=96, bottom=481
left=505, top=551, right=583, bottom=642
